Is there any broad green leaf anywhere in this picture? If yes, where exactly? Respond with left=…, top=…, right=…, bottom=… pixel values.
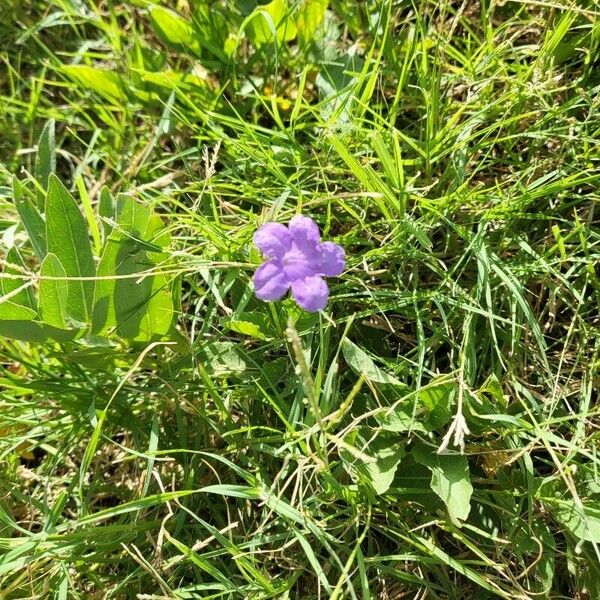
left=223, top=313, right=273, bottom=340
left=413, top=442, right=473, bottom=524
left=136, top=276, right=175, bottom=342
left=478, top=373, right=507, bottom=409
left=257, top=356, right=288, bottom=389
left=148, top=5, right=201, bottom=56
left=418, top=377, right=455, bottom=429
left=362, top=439, right=405, bottom=495
left=115, top=193, right=171, bottom=248
left=375, top=407, right=427, bottom=433
left=189, top=3, right=229, bottom=62
left=39, top=253, right=68, bottom=328
left=138, top=69, right=209, bottom=92
left=224, top=319, right=267, bottom=340
left=46, top=175, right=96, bottom=324
left=13, top=177, right=46, bottom=259
left=62, top=65, right=127, bottom=102
left=1, top=247, right=36, bottom=311
left=393, top=457, right=444, bottom=509
left=98, top=186, right=116, bottom=239
left=246, top=0, right=297, bottom=46
left=296, top=0, right=328, bottom=45
left=198, top=342, right=246, bottom=377
left=58, top=346, right=121, bottom=369
left=75, top=175, right=101, bottom=255
left=342, top=338, right=406, bottom=387
left=551, top=501, right=600, bottom=543
left=0, top=321, right=79, bottom=343
left=34, top=119, right=55, bottom=196
left=0, top=289, right=82, bottom=337
left=341, top=431, right=405, bottom=495
left=0, top=301, right=36, bottom=320
left=129, top=68, right=214, bottom=110
left=92, top=195, right=174, bottom=341
left=93, top=238, right=173, bottom=341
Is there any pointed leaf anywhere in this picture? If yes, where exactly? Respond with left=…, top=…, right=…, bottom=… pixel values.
left=342, top=338, right=406, bottom=387
left=13, top=177, right=46, bottom=259
left=136, top=278, right=175, bottom=341
left=223, top=316, right=269, bottom=340
left=39, top=253, right=68, bottom=328
left=62, top=65, right=127, bottom=103
left=478, top=374, right=508, bottom=409
left=0, top=320, right=79, bottom=343
left=198, top=342, right=246, bottom=377
left=35, top=119, right=56, bottom=195
left=188, top=3, right=229, bottom=62
left=413, top=443, right=473, bottom=525
left=341, top=431, right=405, bottom=495
left=362, top=439, right=405, bottom=495
left=375, top=407, right=427, bottom=433
left=98, top=186, right=116, bottom=239
left=246, top=0, right=297, bottom=46
left=1, top=247, right=37, bottom=311
left=296, top=0, right=328, bottom=44
left=92, top=195, right=174, bottom=341
left=75, top=175, right=101, bottom=254
left=418, top=377, right=455, bottom=429
left=0, top=301, right=36, bottom=320
left=46, top=175, right=96, bottom=324
left=552, top=501, right=600, bottom=543
left=148, top=5, right=201, bottom=55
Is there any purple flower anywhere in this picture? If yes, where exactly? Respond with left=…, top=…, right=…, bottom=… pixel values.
left=253, top=215, right=345, bottom=312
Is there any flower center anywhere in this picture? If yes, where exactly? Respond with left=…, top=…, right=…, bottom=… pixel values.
left=282, top=248, right=315, bottom=281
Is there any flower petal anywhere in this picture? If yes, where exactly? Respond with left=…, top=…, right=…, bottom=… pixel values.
left=289, top=215, right=320, bottom=247
left=253, top=223, right=292, bottom=259
left=317, top=241, right=345, bottom=276
left=282, top=248, right=319, bottom=281
left=253, top=260, right=290, bottom=301
left=291, top=276, right=329, bottom=312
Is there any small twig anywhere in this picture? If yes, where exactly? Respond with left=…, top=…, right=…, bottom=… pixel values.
left=286, top=318, right=328, bottom=468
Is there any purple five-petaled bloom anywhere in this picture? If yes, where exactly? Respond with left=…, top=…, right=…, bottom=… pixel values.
left=253, top=215, right=345, bottom=312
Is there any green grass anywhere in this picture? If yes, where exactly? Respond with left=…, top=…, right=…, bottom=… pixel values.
left=1, top=0, right=600, bottom=598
